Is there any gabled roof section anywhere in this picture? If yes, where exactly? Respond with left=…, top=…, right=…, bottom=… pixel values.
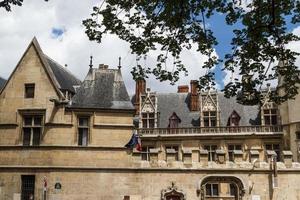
left=45, top=56, right=81, bottom=93
left=0, top=77, right=6, bottom=90
left=0, top=37, right=81, bottom=98
left=70, top=67, right=134, bottom=111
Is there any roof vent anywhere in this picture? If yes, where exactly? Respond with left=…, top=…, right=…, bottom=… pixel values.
left=99, top=64, right=109, bottom=69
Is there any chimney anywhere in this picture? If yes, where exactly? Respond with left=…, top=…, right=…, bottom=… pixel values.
left=190, top=80, right=199, bottom=111
left=99, top=64, right=109, bottom=69
left=135, top=79, right=146, bottom=114
left=177, top=85, right=189, bottom=93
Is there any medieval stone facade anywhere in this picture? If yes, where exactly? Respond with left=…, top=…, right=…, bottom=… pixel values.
left=0, top=38, right=300, bottom=200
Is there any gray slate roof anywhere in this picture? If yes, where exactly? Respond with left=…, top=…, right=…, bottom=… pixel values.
left=157, top=93, right=199, bottom=128
left=70, top=68, right=134, bottom=110
left=45, top=56, right=81, bottom=93
left=155, top=92, right=260, bottom=128
left=0, top=77, right=6, bottom=90
left=218, top=94, right=260, bottom=126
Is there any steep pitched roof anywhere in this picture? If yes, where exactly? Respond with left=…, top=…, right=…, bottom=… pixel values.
left=45, top=56, right=81, bottom=93
left=70, top=67, right=134, bottom=110
left=0, top=37, right=81, bottom=97
left=0, top=77, right=6, bottom=90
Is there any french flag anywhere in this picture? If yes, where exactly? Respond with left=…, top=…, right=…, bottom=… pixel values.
left=125, top=130, right=142, bottom=151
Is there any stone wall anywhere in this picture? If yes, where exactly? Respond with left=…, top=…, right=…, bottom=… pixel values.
left=1, top=170, right=300, bottom=200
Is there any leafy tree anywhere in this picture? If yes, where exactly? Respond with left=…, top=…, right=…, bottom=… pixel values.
left=0, top=0, right=47, bottom=11
left=83, top=0, right=300, bottom=105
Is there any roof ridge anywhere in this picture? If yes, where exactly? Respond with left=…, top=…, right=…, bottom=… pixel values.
left=44, top=54, right=81, bottom=83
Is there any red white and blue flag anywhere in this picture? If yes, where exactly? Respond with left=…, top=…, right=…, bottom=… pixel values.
left=125, top=130, right=142, bottom=151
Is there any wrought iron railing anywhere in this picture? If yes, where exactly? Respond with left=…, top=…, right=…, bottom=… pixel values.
left=137, top=125, right=283, bottom=135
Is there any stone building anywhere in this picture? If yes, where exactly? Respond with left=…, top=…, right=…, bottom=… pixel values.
left=0, top=38, right=300, bottom=200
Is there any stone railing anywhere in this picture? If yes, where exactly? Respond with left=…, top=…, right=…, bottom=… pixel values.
left=138, top=125, right=283, bottom=136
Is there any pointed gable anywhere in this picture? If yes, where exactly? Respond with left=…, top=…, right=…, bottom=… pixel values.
left=168, top=112, right=182, bottom=128
left=227, top=110, right=241, bottom=126
left=0, top=37, right=81, bottom=98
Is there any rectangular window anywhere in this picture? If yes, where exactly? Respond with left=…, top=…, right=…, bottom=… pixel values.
left=204, top=145, right=217, bottom=161
left=21, top=175, right=35, bottom=200
left=263, top=109, right=278, bottom=125
left=203, top=111, right=217, bottom=127
left=166, top=146, right=179, bottom=161
left=141, top=146, right=154, bottom=161
left=25, top=83, right=35, bottom=98
left=78, top=117, right=89, bottom=146
left=266, top=143, right=281, bottom=161
left=205, top=183, right=219, bottom=196
left=228, top=144, right=242, bottom=161
left=296, top=132, right=300, bottom=140
left=23, top=115, right=43, bottom=146
left=141, top=112, right=155, bottom=128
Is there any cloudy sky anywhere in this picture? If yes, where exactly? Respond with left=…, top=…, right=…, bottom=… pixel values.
left=1, top=1, right=300, bottom=94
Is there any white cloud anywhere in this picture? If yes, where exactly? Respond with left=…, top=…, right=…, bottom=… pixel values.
left=0, top=0, right=218, bottom=94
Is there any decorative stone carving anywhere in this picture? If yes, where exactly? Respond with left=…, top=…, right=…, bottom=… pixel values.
left=161, top=182, right=186, bottom=200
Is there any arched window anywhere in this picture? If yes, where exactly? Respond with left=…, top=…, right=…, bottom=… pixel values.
left=227, top=110, right=241, bottom=127
left=198, top=176, right=245, bottom=200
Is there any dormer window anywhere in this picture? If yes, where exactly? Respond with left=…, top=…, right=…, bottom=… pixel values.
left=203, top=111, right=216, bottom=127
left=142, top=113, right=155, bottom=128
left=168, top=112, right=181, bottom=128
left=139, top=89, right=158, bottom=128
left=227, top=110, right=240, bottom=126
left=25, top=83, right=35, bottom=98
left=263, top=109, right=278, bottom=125
left=200, top=92, right=219, bottom=127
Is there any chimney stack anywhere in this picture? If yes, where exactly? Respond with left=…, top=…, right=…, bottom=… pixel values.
left=99, top=64, right=109, bottom=69
left=177, top=85, right=189, bottom=93
left=135, top=79, right=146, bottom=114
left=190, top=80, right=199, bottom=111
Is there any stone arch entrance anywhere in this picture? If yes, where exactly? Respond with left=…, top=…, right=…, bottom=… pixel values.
left=198, top=175, right=246, bottom=200
left=161, top=182, right=186, bottom=200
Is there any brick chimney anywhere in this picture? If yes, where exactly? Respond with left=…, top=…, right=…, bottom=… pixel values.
left=135, top=79, right=146, bottom=114
left=177, top=85, right=189, bottom=93
left=190, top=80, right=199, bottom=111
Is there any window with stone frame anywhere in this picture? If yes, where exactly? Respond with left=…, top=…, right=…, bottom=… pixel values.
left=78, top=117, right=89, bottom=146
left=24, top=83, right=35, bottom=98
left=263, top=109, right=278, bottom=125
left=165, top=145, right=179, bottom=161
left=141, top=112, right=155, bottom=128
left=23, top=115, right=43, bottom=146
left=204, top=145, right=217, bottom=161
left=265, top=143, right=281, bottom=161
left=203, top=111, right=217, bottom=127
left=228, top=144, right=242, bottom=162
left=205, top=183, right=219, bottom=197
left=141, top=146, right=154, bottom=161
